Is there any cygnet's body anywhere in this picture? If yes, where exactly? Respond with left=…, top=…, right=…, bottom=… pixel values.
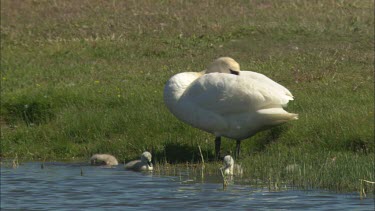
left=124, top=151, right=153, bottom=171
left=90, top=154, right=118, bottom=166
left=221, top=155, right=243, bottom=176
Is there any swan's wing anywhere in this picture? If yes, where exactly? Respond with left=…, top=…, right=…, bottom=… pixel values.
left=240, top=71, right=294, bottom=100
left=124, top=160, right=140, bottom=169
left=180, top=72, right=294, bottom=115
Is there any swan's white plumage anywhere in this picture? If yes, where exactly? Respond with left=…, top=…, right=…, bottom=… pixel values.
left=164, top=59, right=298, bottom=141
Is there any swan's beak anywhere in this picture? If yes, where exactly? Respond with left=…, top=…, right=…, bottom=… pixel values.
left=229, top=69, right=239, bottom=75
left=147, top=161, right=152, bottom=167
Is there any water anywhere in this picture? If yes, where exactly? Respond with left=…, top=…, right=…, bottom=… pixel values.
left=1, top=162, right=373, bottom=210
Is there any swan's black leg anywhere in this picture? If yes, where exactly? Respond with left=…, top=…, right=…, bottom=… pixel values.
left=215, top=136, right=221, bottom=160
left=235, top=140, right=241, bottom=159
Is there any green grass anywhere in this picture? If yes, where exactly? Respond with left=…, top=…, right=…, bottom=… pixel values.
left=1, top=0, right=374, bottom=192
left=153, top=148, right=374, bottom=193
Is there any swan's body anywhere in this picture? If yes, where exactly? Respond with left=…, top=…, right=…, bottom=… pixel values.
left=124, top=151, right=153, bottom=171
left=164, top=57, right=298, bottom=158
left=90, top=154, right=118, bottom=166
left=221, top=155, right=243, bottom=176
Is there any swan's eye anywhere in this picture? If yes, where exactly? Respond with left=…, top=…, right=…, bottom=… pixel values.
left=229, top=69, right=239, bottom=75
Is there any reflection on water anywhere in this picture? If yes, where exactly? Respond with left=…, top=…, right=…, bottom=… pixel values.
left=1, top=162, right=373, bottom=210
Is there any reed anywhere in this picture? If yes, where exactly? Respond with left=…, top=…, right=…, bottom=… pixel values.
left=359, top=179, right=375, bottom=199
left=12, top=154, right=19, bottom=169
left=220, top=168, right=228, bottom=190
left=152, top=149, right=373, bottom=194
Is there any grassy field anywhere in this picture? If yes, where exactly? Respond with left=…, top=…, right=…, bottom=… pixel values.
left=1, top=0, right=374, bottom=192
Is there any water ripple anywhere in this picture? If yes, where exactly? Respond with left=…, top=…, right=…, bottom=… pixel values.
left=1, top=162, right=373, bottom=210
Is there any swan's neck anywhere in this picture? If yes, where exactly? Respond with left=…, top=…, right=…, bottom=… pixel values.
left=164, top=72, right=202, bottom=108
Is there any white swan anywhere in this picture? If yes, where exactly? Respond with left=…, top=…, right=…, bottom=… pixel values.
left=124, top=151, right=153, bottom=171
left=164, top=57, right=298, bottom=158
left=90, top=154, right=118, bottom=166
left=221, top=155, right=243, bottom=176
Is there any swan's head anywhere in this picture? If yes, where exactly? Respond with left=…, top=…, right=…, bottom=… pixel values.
left=206, top=57, right=240, bottom=75
left=141, top=151, right=153, bottom=167
left=223, top=155, right=234, bottom=168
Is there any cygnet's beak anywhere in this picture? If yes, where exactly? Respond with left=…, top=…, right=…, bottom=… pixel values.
left=229, top=69, right=239, bottom=75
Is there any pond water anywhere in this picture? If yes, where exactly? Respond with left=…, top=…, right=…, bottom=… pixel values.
left=1, top=162, right=373, bottom=210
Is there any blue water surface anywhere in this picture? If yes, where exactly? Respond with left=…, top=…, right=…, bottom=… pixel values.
left=1, top=162, right=373, bottom=210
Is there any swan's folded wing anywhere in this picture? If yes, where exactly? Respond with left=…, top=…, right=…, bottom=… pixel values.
left=240, top=71, right=294, bottom=101
left=180, top=72, right=294, bottom=115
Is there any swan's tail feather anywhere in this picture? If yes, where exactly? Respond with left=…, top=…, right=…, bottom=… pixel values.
left=269, top=113, right=298, bottom=124
left=258, top=108, right=298, bottom=125
left=279, top=112, right=298, bottom=120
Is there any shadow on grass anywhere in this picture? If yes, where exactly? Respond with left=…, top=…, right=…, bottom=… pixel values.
left=151, top=126, right=288, bottom=164
left=152, top=142, right=214, bottom=164
left=249, top=126, right=287, bottom=153
left=344, top=138, right=372, bottom=154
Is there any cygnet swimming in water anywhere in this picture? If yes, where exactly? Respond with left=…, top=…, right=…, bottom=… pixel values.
left=124, top=151, right=153, bottom=171
left=90, top=154, right=118, bottom=166
left=221, top=155, right=243, bottom=176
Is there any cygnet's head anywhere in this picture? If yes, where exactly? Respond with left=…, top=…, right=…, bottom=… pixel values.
left=206, top=57, right=240, bottom=75
left=223, top=155, right=234, bottom=168
left=141, top=151, right=153, bottom=167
